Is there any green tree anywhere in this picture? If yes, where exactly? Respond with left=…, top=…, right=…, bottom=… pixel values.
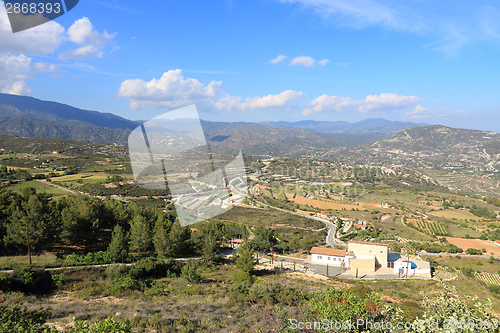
left=235, top=242, right=254, bottom=273
left=5, top=188, right=58, bottom=252
left=129, top=214, right=151, bottom=255
left=165, top=219, right=191, bottom=258
left=60, top=196, right=101, bottom=249
left=152, top=213, right=172, bottom=259
left=107, top=224, right=128, bottom=262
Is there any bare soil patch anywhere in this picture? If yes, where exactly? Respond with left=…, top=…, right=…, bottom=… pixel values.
left=446, top=237, right=500, bottom=256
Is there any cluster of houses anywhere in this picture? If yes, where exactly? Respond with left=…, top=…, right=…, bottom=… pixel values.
left=310, top=241, right=431, bottom=278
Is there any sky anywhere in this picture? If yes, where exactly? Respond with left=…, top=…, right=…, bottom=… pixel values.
left=1, top=0, right=500, bottom=131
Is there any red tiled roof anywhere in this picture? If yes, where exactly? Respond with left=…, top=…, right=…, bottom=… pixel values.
left=230, top=239, right=244, bottom=244
left=494, top=240, right=500, bottom=246
left=310, top=247, right=347, bottom=257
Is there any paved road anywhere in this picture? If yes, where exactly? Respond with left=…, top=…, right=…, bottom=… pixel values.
left=257, top=255, right=344, bottom=277
left=419, top=253, right=500, bottom=260
left=251, top=198, right=342, bottom=247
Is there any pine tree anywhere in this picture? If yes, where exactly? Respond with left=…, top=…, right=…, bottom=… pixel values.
left=108, top=224, right=128, bottom=262
left=153, top=214, right=172, bottom=259
left=166, top=219, right=191, bottom=258
left=235, top=242, right=254, bottom=273
left=129, top=214, right=151, bottom=255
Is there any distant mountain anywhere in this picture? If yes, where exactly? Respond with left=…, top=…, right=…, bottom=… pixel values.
left=330, top=125, right=500, bottom=172
left=201, top=121, right=387, bottom=157
left=261, top=118, right=427, bottom=135
left=0, top=93, right=138, bottom=144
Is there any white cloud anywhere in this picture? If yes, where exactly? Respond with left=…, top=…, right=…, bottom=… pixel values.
left=270, top=55, right=287, bottom=64
left=215, top=90, right=305, bottom=112
left=60, top=17, right=116, bottom=59
left=302, top=94, right=358, bottom=115
left=290, top=56, right=330, bottom=67
left=404, top=104, right=469, bottom=119
left=117, top=69, right=223, bottom=110
left=0, top=54, right=58, bottom=95
left=290, top=56, right=316, bottom=67
left=360, top=93, right=421, bottom=113
left=318, top=59, right=330, bottom=66
left=59, top=45, right=104, bottom=60
left=0, top=9, right=66, bottom=54
left=118, top=69, right=305, bottom=112
left=303, top=93, right=420, bottom=115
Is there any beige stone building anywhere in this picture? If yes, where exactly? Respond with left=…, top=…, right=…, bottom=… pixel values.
left=347, top=241, right=389, bottom=271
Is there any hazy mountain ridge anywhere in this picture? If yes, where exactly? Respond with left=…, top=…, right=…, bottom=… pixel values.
left=0, top=93, right=138, bottom=144
left=202, top=121, right=387, bottom=157
left=262, top=118, right=427, bottom=135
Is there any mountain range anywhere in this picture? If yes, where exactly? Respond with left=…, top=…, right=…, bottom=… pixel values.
left=1, top=93, right=499, bottom=172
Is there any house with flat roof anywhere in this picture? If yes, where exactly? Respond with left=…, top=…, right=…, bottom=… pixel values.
left=310, top=241, right=431, bottom=278
left=310, top=247, right=354, bottom=266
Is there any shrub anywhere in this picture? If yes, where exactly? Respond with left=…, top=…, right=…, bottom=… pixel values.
left=181, top=262, right=202, bottom=283
left=488, top=285, right=500, bottom=295
left=0, top=299, right=52, bottom=333
left=461, top=267, right=475, bottom=278
left=105, top=264, right=129, bottom=281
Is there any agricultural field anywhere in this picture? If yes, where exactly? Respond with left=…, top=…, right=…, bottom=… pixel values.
left=428, top=208, right=484, bottom=221
left=406, top=219, right=449, bottom=236
left=475, top=272, right=500, bottom=286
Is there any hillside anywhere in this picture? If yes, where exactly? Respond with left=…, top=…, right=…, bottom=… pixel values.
left=202, top=121, right=386, bottom=157
left=0, top=94, right=137, bottom=144
left=262, top=118, right=427, bottom=135
left=329, top=125, right=500, bottom=172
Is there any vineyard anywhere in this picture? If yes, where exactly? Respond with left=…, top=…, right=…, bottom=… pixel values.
left=475, top=272, right=500, bottom=286
left=406, top=219, right=449, bottom=236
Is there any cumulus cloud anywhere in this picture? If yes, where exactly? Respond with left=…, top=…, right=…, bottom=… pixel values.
left=118, top=69, right=305, bottom=112
left=404, top=104, right=469, bottom=119
left=59, top=17, right=116, bottom=59
left=215, top=90, right=305, bottom=112
left=289, top=56, right=329, bottom=67
left=117, top=69, right=223, bottom=110
left=270, top=55, right=287, bottom=64
left=270, top=54, right=330, bottom=66
left=0, top=9, right=66, bottom=54
left=303, top=93, right=421, bottom=115
left=0, top=54, right=59, bottom=95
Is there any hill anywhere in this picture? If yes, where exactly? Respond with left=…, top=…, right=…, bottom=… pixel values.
left=0, top=93, right=137, bottom=144
left=329, top=125, right=500, bottom=172
left=202, top=121, right=386, bottom=157
left=262, top=118, right=426, bottom=135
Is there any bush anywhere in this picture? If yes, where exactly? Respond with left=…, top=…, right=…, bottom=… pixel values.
left=13, top=266, right=54, bottom=293
left=181, top=262, right=202, bottom=283
left=465, top=248, right=482, bottom=255
left=488, top=285, right=500, bottom=295
left=0, top=299, right=52, bottom=333
left=105, top=264, right=129, bottom=281
left=461, top=267, right=475, bottom=278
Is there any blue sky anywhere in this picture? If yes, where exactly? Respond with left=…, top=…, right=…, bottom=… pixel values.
left=1, top=0, right=500, bottom=131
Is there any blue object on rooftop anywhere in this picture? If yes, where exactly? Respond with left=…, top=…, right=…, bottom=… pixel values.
left=402, top=261, right=417, bottom=269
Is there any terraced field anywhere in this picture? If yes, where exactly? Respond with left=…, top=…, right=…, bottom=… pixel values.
left=475, top=272, right=500, bottom=286
left=407, top=218, right=449, bottom=236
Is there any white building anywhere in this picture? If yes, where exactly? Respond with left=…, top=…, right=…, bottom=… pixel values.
left=310, top=247, right=354, bottom=266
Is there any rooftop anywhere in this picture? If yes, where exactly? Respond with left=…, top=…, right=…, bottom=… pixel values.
left=310, top=247, right=347, bottom=257
left=347, top=240, right=389, bottom=247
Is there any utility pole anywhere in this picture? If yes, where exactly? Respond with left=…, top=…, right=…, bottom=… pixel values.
left=26, top=223, right=32, bottom=266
